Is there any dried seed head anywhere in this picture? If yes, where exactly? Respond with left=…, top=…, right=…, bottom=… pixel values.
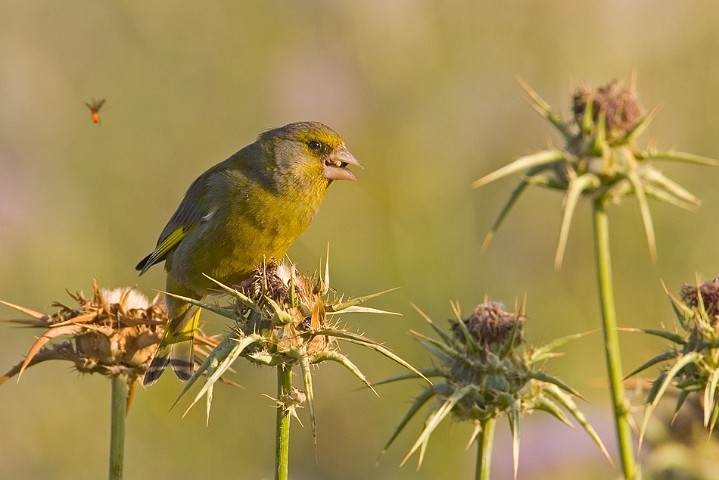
left=237, top=262, right=296, bottom=307
left=1, top=281, right=167, bottom=384
left=681, top=278, right=719, bottom=320
left=2, top=281, right=221, bottom=388
left=233, top=261, right=336, bottom=361
left=450, top=301, right=524, bottom=350
left=572, top=80, right=643, bottom=138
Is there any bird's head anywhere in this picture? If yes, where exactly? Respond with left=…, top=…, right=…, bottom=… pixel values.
left=262, top=121, right=361, bottom=192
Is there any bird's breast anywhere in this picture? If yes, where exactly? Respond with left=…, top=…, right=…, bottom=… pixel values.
left=168, top=185, right=321, bottom=295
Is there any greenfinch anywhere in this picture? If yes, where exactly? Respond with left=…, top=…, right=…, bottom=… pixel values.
left=136, top=121, right=360, bottom=385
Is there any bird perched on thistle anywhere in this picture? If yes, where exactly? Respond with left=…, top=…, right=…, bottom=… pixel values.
left=136, top=121, right=360, bottom=386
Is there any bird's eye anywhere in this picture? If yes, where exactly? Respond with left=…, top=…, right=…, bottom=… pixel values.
left=307, top=140, right=323, bottom=152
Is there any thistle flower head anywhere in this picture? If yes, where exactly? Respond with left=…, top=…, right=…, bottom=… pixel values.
left=450, top=301, right=525, bottom=349
left=474, top=78, right=717, bottom=269
left=171, top=259, right=421, bottom=436
left=572, top=79, right=643, bottom=140
left=380, top=300, right=608, bottom=476
left=632, top=277, right=719, bottom=445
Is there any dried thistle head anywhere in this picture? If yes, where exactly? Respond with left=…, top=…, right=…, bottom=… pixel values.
left=233, top=261, right=332, bottom=359
left=474, top=78, right=717, bottom=269
left=380, top=300, right=608, bottom=476
left=631, top=277, right=719, bottom=446
left=172, top=259, right=420, bottom=436
left=680, top=278, right=719, bottom=321
left=572, top=80, right=643, bottom=139
left=1, top=280, right=225, bottom=411
left=1, top=281, right=165, bottom=384
left=450, top=301, right=525, bottom=349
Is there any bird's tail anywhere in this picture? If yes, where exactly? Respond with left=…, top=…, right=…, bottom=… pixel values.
left=143, top=298, right=201, bottom=386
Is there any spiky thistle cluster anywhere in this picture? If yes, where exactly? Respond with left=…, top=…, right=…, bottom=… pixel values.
left=1, top=281, right=223, bottom=406
left=381, top=300, right=608, bottom=476
left=631, top=277, right=719, bottom=445
left=474, top=78, right=717, bottom=268
left=1, top=281, right=165, bottom=383
left=172, top=260, right=420, bottom=434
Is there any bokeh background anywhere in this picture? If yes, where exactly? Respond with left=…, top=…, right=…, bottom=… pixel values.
left=3, top=1, right=719, bottom=479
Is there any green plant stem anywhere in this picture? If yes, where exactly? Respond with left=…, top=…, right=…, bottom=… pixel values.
left=109, top=375, right=128, bottom=480
left=592, top=198, right=637, bottom=479
left=275, top=364, right=292, bottom=480
left=475, top=418, right=496, bottom=480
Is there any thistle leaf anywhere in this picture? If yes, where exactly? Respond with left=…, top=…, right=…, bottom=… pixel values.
left=508, top=407, right=521, bottom=480
left=326, top=288, right=399, bottom=313
left=297, top=353, right=317, bottom=444
left=18, top=324, right=84, bottom=380
left=555, top=173, right=600, bottom=269
left=545, top=385, right=612, bottom=463
left=0, top=300, right=47, bottom=320
left=517, top=76, right=573, bottom=140
left=311, top=350, right=377, bottom=395
left=621, top=327, right=685, bottom=345
left=480, top=180, right=530, bottom=253
left=401, top=385, right=474, bottom=467
left=528, top=370, right=583, bottom=399
left=638, top=351, right=702, bottom=449
left=642, top=168, right=701, bottom=207
left=642, top=149, right=719, bottom=167
left=643, top=184, right=697, bottom=211
left=159, top=290, right=237, bottom=321
left=201, top=274, right=263, bottom=314
left=172, top=332, right=243, bottom=409
left=473, top=149, right=566, bottom=189
left=411, top=303, right=453, bottom=345
left=624, top=350, right=681, bottom=379
left=373, top=367, right=444, bottom=387
left=380, top=385, right=437, bottom=459
left=180, top=333, right=261, bottom=418
left=532, top=397, right=573, bottom=428
left=704, top=368, right=719, bottom=428
left=326, top=306, right=401, bottom=316
left=320, top=329, right=430, bottom=384
left=619, top=104, right=660, bottom=145
left=529, top=331, right=592, bottom=363
left=625, top=169, right=656, bottom=261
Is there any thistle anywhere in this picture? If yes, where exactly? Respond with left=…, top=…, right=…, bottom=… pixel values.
left=0, top=280, right=221, bottom=480
left=169, top=259, right=423, bottom=480
left=475, top=78, right=716, bottom=269
left=379, top=300, right=608, bottom=480
left=474, top=78, right=716, bottom=479
left=629, top=277, right=719, bottom=447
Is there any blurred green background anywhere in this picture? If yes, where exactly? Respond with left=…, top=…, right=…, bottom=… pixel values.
left=2, top=1, right=719, bottom=479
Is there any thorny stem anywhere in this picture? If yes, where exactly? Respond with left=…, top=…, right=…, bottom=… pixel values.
left=475, top=418, right=496, bottom=480
left=109, top=375, right=128, bottom=480
left=275, top=364, right=292, bottom=480
left=592, top=198, right=638, bottom=479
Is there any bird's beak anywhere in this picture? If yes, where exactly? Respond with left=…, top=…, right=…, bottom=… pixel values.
left=323, top=145, right=362, bottom=181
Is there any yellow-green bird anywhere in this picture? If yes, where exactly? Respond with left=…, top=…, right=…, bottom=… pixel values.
left=136, top=121, right=360, bottom=385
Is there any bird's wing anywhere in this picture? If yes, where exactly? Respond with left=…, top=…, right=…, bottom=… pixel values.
left=135, top=171, right=216, bottom=274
